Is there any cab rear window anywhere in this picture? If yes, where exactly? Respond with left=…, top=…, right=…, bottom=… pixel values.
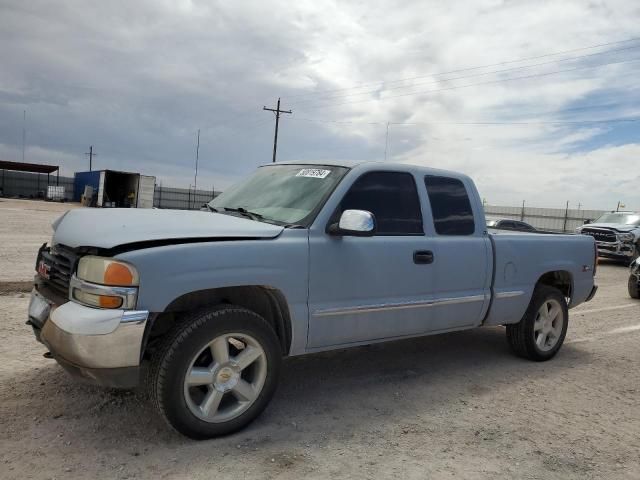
left=424, top=176, right=475, bottom=235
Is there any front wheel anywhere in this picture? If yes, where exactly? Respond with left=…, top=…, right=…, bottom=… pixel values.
left=506, top=285, right=568, bottom=361
left=147, top=305, right=282, bottom=439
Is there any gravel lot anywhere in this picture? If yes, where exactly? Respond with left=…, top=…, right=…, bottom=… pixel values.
left=0, top=199, right=79, bottom=285
left=1, top=201, right=639, bottom=479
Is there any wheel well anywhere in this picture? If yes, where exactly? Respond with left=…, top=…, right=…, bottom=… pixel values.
left=144, top=286, right=292, bottom=357
left=536, top=271, right=572, bottom=300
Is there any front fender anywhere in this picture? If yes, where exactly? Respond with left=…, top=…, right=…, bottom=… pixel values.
left=115, top=231, right=310, bottom=354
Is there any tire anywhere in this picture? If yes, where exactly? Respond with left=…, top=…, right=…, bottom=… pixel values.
left=506, top=285, right=569, bottom=361
left=147, top=305, right=282, bottom=439
left=629, top=275, right=640, bottom=299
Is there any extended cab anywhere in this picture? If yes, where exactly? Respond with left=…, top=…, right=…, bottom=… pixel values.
left=28, top=162, right=598, bottom=439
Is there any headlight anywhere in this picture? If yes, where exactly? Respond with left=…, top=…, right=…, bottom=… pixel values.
left=618, top=233, right=635, bottom=242
left=77, top=256, right=139, bottom=286
left=72, top=256, right=139, bottom=309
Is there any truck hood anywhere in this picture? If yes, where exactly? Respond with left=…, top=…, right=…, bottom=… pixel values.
left=581, top=223, right=639, bottom=233
left=52, top=208, right=285, bottom=250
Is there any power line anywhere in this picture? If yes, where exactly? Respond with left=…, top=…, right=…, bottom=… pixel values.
left=287, top=116, right=640, bottom=126
left=284, top=37, right=640, bottom=101
left=289, top=44, right=640, bottom=108
left=294, top=57, right=640, bottom=111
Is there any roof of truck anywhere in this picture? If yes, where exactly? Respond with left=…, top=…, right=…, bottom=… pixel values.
left=263, top=160, right=469, bottom=180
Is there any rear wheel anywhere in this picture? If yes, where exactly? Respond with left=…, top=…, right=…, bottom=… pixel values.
left=629, top=275, right=640, bottom=299
left=147, top=305, right=282, bottom=439
left=506, top=285, right=568, bottom=361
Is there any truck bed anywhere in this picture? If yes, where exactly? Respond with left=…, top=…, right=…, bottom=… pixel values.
left=484, top=231, right=596, bottom=326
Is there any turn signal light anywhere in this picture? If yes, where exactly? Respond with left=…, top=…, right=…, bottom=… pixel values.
left=99, top=295, right=123, bottom=309
left=73, top=289, right=123, bottom=309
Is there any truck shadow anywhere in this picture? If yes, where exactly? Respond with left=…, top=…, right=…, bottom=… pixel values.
left=598, top=258, right=632, bottom=268
left=9, top=325, right=593, bottom=453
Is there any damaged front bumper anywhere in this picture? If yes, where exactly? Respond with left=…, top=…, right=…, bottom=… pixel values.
left=28, top=287, right=148, bottom=388
left=595, top=240, right=636, bottom=259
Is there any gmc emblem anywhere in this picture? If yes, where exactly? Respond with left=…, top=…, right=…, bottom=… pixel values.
left=37, top=260, right=51, bottom=280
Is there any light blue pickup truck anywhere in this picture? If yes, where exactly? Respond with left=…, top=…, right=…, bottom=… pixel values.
left=28, top=162, right=598, bottom=438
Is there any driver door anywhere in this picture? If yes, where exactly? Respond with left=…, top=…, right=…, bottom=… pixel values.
left=307, top=171, right=437, bottom=348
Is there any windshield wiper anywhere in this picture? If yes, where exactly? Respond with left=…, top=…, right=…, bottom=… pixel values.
left=221, top=207, right=265, bottom=222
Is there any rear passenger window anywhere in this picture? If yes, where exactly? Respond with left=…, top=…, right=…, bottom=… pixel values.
left=520, top=223, right=535, bottom=232
left=337, top=171, right=423, bottom=235
left=424, top=176, right=475, bottom=235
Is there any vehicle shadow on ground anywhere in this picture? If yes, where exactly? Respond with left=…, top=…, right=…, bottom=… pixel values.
left=8, top=326, right=593, bottom=453
left=598, top=258, right=631, bottom=268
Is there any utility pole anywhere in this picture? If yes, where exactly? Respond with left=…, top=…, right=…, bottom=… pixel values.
left=85, top=146, right=97, bottom=171
left=22, top=110, right=26, bottom=162
left=263, top=98, right=291, bottom=163
left=384, top=122, right=390, bottom=161
left=193, top=129, right=200, bottom=208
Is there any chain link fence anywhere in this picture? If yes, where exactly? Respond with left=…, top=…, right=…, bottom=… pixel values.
left=154, top=186, right=217, bottom=210
left=0, top=170, right=75, bottom=200
left=484, top=203, right=607, bottom=233
left=0, top=170, right=217, bottom=209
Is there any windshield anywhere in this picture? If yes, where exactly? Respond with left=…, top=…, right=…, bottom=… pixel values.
left=593, top=213, right=640, bottom=226
left=209, top=164, right=349, bottom=226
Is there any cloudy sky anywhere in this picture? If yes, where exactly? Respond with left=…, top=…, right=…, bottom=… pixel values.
left=1, top=0, right=639, bottom=209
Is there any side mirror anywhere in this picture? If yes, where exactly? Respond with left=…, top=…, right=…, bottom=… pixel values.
left=583, top=219, right=592, bottom=225
left=328, top=209, right=376, bottom=236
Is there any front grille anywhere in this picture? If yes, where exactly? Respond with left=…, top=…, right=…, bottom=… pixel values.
left=36, top=244, right=78, bottom=298
left=582, top=228, right=616, bottom=243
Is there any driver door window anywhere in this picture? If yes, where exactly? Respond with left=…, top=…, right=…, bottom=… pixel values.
left=335, top=171, right=423, bottom=235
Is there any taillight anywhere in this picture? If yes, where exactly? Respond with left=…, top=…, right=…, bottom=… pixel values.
left=593, top=242, right=598, bottom=276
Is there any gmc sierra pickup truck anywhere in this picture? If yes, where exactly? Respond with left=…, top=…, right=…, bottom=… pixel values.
left=28, top=162, right=598, bottom=439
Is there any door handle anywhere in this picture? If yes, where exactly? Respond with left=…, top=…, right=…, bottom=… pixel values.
left=414, top=250, right=434, bottom=264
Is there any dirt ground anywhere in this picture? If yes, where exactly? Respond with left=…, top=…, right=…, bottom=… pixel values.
left=1, top=201, right=639, bottom=479
left=0, top=199, right=80, bottom=284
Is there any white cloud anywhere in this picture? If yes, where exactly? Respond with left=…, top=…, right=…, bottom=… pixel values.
left=0, top=0, right=639, bottom=208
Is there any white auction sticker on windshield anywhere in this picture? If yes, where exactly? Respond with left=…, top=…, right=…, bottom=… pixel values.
left=296, top=168, right=331, bottom=179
